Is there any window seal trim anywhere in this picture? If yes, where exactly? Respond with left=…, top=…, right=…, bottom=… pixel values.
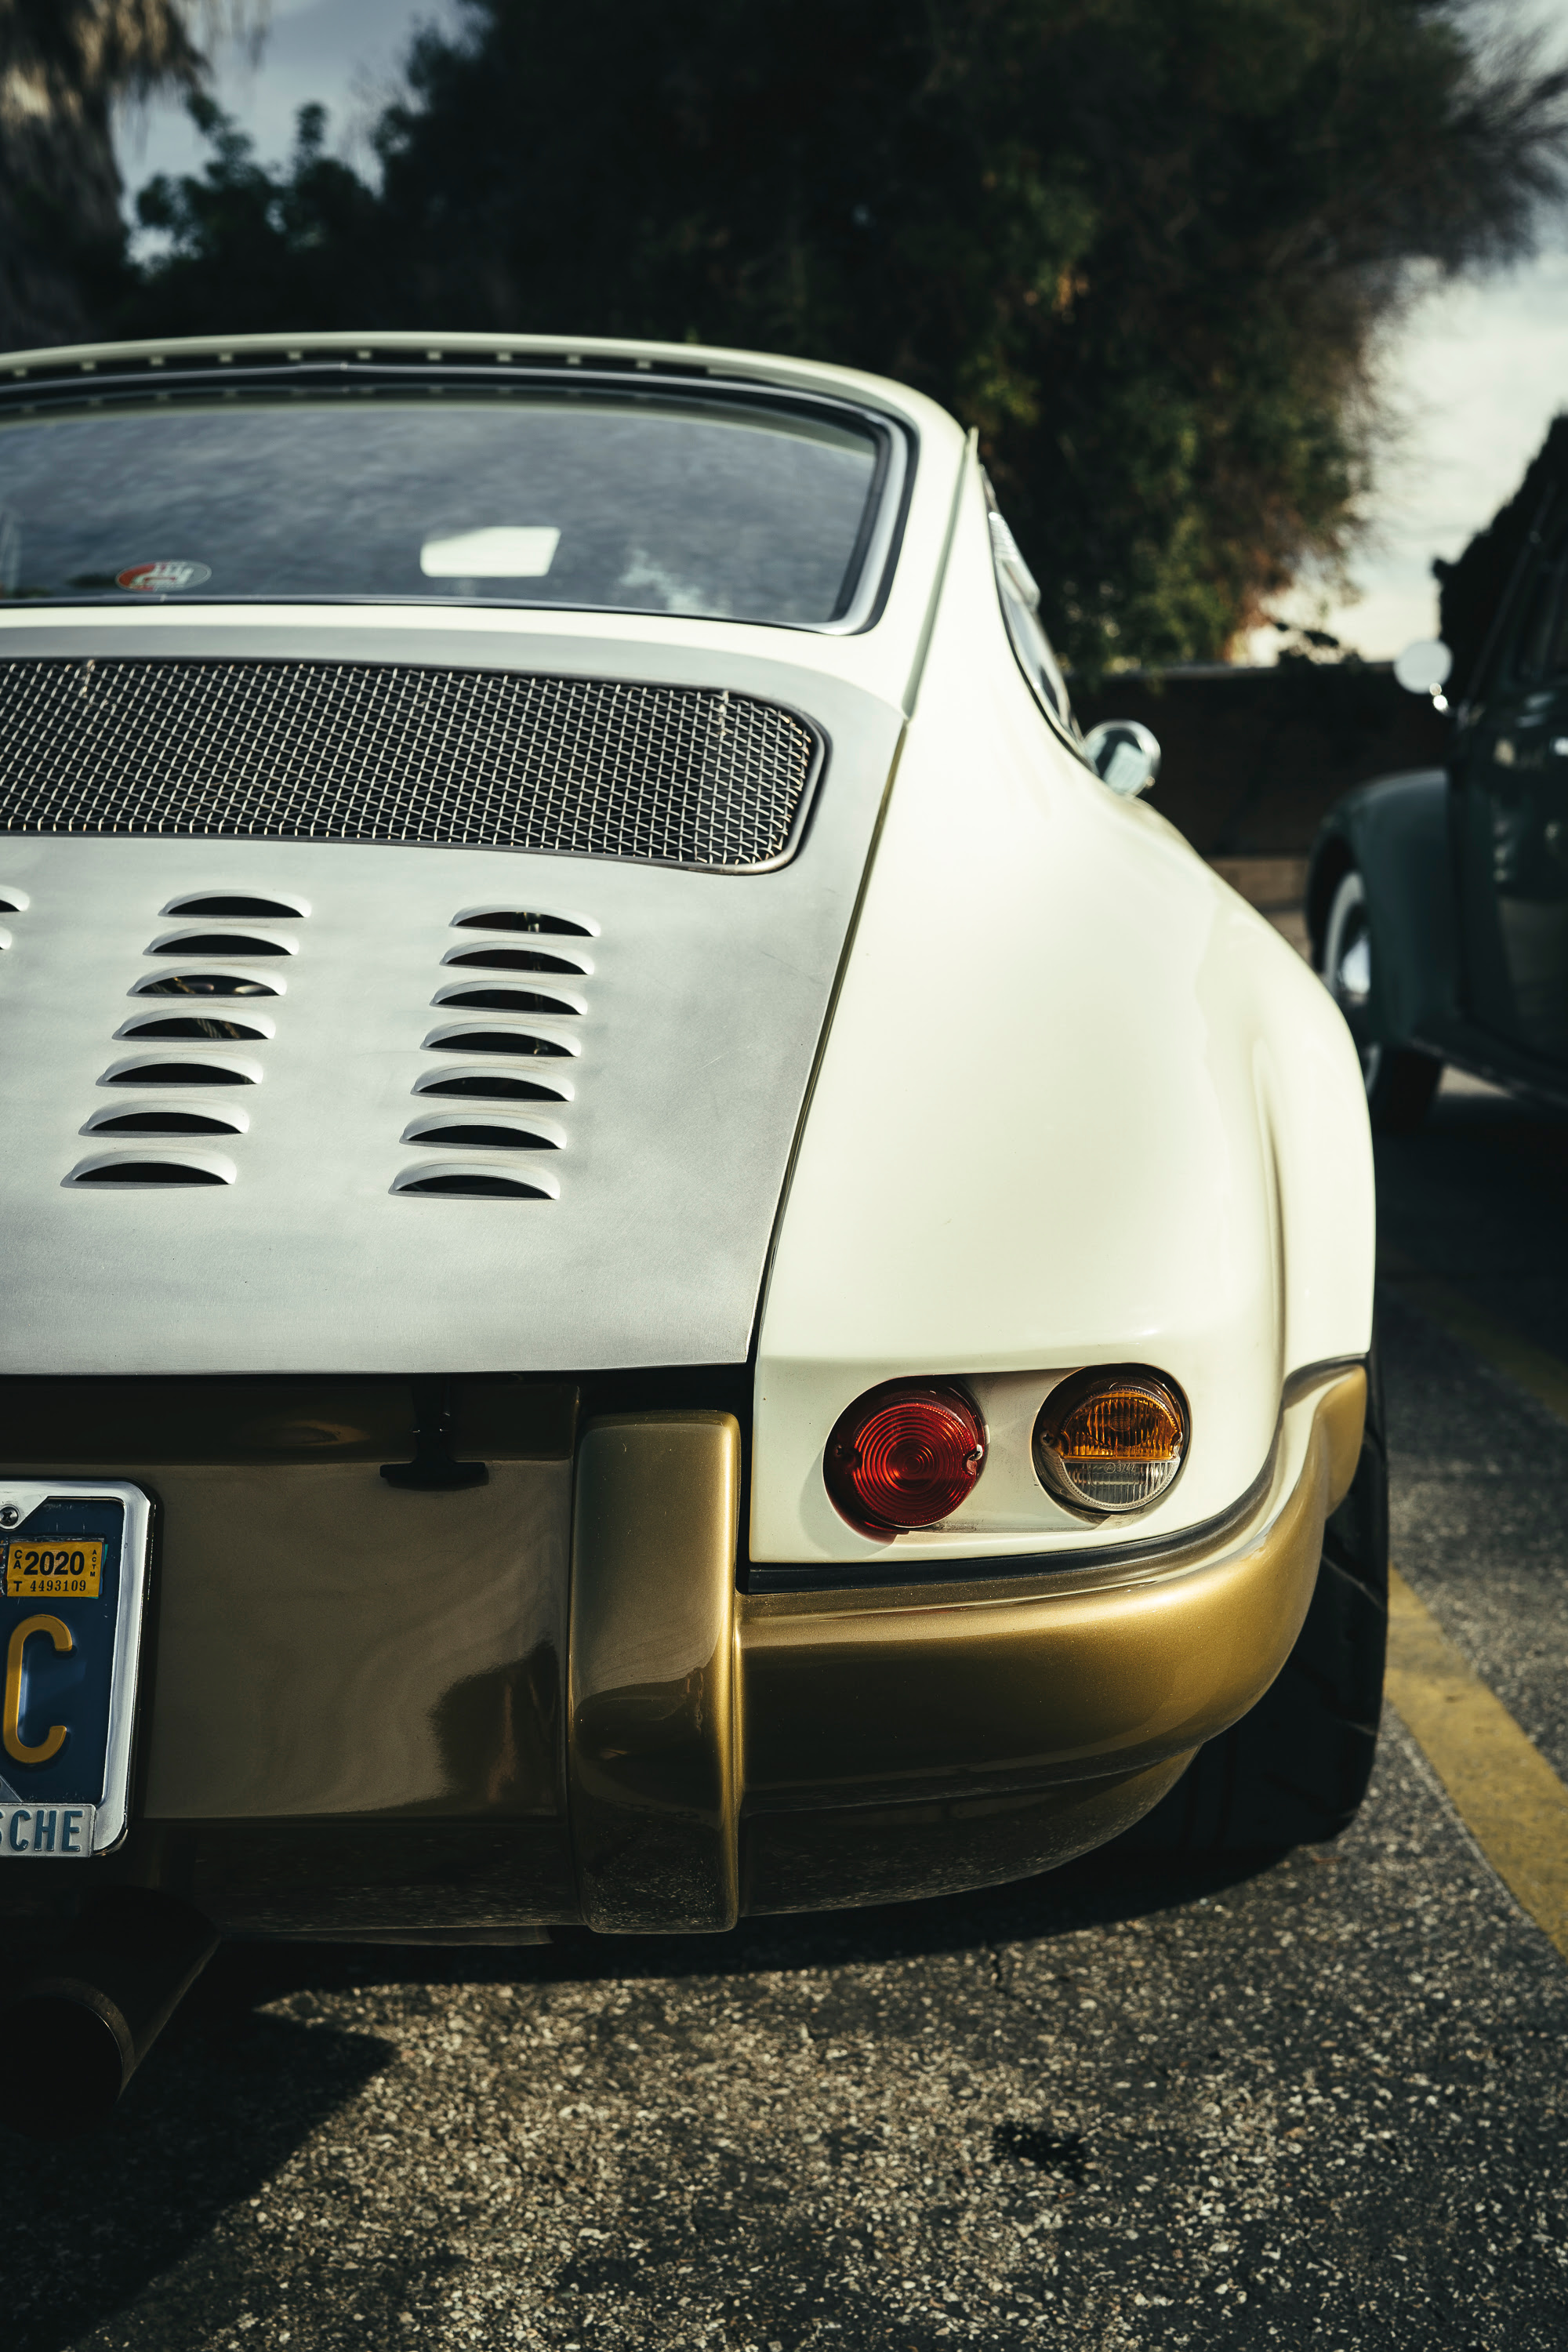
left=978, top=467, right=1089, bottom=764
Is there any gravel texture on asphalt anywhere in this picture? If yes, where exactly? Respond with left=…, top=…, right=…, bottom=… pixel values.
left=1377, top=1078, right=1568, bottom=1386
left=1383, top=1285, right=1568, bottom=1785
left=1376, top=1084, right=1568, bottom=1788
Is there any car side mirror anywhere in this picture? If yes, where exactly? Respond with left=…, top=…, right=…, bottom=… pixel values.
left=1392, top=638, right=1453, bottom=711
left=1083, top=719, right=1161, bottom=799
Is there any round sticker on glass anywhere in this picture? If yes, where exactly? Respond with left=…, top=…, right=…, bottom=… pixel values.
left=115, top=560, right=212, bottom=593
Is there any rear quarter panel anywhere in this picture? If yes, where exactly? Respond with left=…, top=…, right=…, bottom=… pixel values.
left=753, top=459, right=1375, bottom=1570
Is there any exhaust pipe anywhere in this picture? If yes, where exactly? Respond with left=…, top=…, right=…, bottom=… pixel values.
left=0, top=1890, right=219, bottom=2139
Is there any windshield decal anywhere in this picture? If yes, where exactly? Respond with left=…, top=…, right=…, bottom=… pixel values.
left=114, top=561, right=211, bottom=593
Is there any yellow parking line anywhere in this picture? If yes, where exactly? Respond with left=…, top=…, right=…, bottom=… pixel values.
left=1386, top=1566, right=1568, bottom=1962
left=1374, top=1265, right=1568, bottom=1953
left=1382, top=1263, right=1568, bottom=1428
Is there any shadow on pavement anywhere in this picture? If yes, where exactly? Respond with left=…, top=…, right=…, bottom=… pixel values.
left=0, top=1840, right=1294, bottom=2347
left=162, top=1839, right=1287, bottom=2009
left=1376, top=1071, right=1568, bottom=1363
left=0, top=1992, right=392, bottom=2352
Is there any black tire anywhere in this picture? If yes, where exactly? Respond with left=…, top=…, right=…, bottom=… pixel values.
left=1119, top=1334, right=1389, bottom=1854
left=1318, top=866, right=1441, bottom=1135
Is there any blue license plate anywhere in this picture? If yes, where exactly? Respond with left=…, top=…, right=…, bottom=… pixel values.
left=0, top=1481, right=152, bottom=1857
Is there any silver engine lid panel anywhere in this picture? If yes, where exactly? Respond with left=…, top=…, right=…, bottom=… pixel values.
left=0, top=627, right=899, bottom=1374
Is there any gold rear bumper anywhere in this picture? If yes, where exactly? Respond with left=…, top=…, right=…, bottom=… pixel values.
left=0, top=1365, right=1363, bottom=1933
left=570, top=1367, right=1366, bottom=1928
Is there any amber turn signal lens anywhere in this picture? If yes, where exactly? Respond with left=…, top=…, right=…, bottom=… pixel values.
left=1033, top=1367, right=1189, bottom=1515
left=825, top=1381, right=987, bottom=1534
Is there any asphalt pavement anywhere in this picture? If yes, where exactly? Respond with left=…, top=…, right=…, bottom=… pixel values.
left=7, top=1073, right=1568, bottom=2352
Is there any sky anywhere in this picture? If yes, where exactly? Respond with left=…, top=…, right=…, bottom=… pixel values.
left=114, top=0, right=456, bottom=189
left=114, top=0, right=1568, bottom=667
left=1250, top=241, right=1568, bottom=664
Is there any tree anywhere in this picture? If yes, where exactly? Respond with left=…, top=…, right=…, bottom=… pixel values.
left=131, top=90, right=383, bottom=328
left=122, top=1, right=1568, bottom=673
left=0, top=1, right=208, bottom=347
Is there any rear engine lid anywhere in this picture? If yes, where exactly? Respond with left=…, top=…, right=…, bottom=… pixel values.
left=0, top=635, right=898, bottom=1374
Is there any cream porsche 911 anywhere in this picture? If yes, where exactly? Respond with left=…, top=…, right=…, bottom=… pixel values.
left=0, top=332, right=1381, bottom=2135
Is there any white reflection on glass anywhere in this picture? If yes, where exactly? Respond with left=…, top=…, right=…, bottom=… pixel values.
left=419, top=525, right=561, bottom=577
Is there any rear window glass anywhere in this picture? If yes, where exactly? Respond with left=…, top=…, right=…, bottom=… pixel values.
left=0, top=391, right=891, bottom=627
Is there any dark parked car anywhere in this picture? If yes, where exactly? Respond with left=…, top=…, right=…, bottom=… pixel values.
left=1308, top=500, right=1568, bottom=1130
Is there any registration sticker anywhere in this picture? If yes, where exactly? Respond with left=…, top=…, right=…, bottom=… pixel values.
left=0, top=1802, right=94, bottom=1856
left=5, top=1538, right=103, bottom=1599
left=115, top=560, right=212, bottom=592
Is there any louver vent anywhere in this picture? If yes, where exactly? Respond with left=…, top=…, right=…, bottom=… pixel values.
left=120, top=1014, right=269, bottom=1042
left=426, top=1028, right=574, bottom=1058
left=104, top=1060, right=254, bottom=1086
left=443, top=947, right=587, bottom=975
left=134, top=974, right=278, bottom=996
left=70, top=1159, right=230, bottom=1186
left=165, top=894, right=305, bottom=919
left=151, top=931, right=291, bottom=956
left=455, top=910, right=592, bottom=935
left=67, top=889, right=299, bottom=1193
left=87, top=1109, right=245, bottom=1135
left=0, top=661, right=821, bottom=870
left=407, top=1121, right=557, bottom=1150
left=393, top=1167, right=556, bottom=1200
left=400, top=900, right=589, bottom=1200
left=413, top=1071, right=568, bottom=1102
left=433, top=985, right=580, bottom=1015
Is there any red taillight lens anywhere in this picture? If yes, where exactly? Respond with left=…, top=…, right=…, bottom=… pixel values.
left=825, top=1381, right=987, bottom=1534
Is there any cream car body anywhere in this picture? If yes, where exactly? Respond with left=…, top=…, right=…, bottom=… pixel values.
left=0, top=335, right=1374, bottom=2030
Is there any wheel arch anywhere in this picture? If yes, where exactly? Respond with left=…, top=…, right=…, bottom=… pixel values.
left=1305, top=827, right=1356, bottom=969
left=1306, top=768, right=1460, bottom=1053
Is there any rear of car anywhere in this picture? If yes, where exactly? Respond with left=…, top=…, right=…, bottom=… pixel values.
left=0, top=333, right=1376, bottom=2128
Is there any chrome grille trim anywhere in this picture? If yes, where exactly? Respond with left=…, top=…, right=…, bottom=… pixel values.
left=0, top=659, right=823, bottom=871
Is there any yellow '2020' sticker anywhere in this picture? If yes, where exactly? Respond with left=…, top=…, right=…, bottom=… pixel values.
left=4, top=1540, right=103, bottom=1599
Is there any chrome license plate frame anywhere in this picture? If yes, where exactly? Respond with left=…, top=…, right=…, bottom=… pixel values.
left=0, top=1479, right=153, bottom=1856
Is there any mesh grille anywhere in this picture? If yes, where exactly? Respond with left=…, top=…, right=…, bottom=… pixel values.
left=0, top=659, right=819, bottom=869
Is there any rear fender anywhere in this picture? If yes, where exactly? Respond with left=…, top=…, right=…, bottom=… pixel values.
left=1306, top=768, right=1459, bottom=1054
